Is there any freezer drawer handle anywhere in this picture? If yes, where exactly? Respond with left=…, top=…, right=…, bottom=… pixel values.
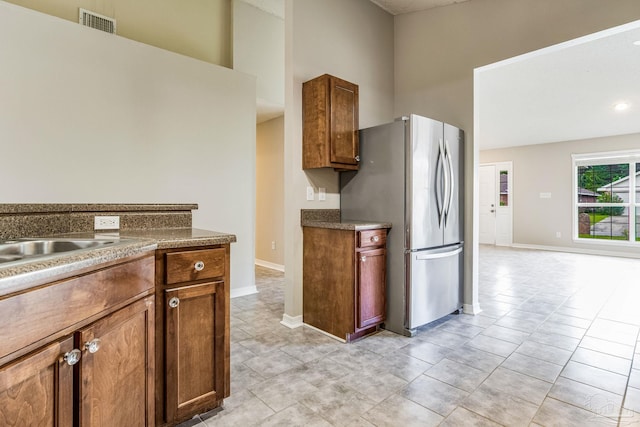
left=415, top=247, right=462, bottom=260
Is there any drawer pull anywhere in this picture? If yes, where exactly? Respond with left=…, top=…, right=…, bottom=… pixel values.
left=63, top=349, right=82, bottom=366
left=84, top=338, right=101, bottom=354
left=169, top=297, right=180, bottom=308
left=370, top=235, right=380, bottom=243
left=360, top=255, right=367, bottom=262
left=194, top=261, right=205, bottom=271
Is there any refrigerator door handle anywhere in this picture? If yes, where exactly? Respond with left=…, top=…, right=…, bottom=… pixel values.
left=443, top=140, right=455, bottom=226
left=435, top=139, right=445, bottom=227
left=415, top=247, right=463, bottom=260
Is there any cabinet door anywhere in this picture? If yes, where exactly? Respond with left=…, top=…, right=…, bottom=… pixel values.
left=356, top=248, right=386, bottom=329
left=78, top=296, right=155, bottom=427
left=330, top=77, right=359, bottom=166
left=0, top=336, right=74, bottom=427
left=165, top=281, right=225, bottom=422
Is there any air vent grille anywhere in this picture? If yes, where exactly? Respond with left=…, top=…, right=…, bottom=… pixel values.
left=79, top=8, right=116, bottom=34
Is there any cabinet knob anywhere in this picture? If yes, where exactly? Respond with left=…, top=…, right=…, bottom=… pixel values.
left=169, top=297, right=180, bottom=308
left=194, top=260, right=205, bottom=271
left=84, top=338, right=101, bottom=354
left=360, top=255, right=367, bottom=262
left=63, top=349, right=82, bottom=366
left=371, top=235, right=380, bottom=243
left=355, top=155, right=361, bottom=162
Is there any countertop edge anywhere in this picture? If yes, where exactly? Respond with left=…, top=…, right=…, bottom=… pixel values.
left=301, top=220, right=392, bottom=231
left=0, top=228, right=237, bottom=296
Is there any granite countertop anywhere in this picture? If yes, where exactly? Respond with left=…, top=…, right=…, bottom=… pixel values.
left=300, top=208, right=392, bottom=231
left=0, top=228, right=236, bottom=297
left=301, top=219, right=392, bottom=231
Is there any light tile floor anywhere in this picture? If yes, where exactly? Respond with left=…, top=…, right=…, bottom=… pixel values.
left=180, top=246, right=640, bottom=426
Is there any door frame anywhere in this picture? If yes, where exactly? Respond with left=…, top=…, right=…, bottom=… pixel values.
left=480, top=161, right=513, bottom=246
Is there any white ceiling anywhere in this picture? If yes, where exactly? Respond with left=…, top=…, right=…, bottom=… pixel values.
left=370, top=0, right=471, bottom=15
left=477, top=21, right=640, bottom=150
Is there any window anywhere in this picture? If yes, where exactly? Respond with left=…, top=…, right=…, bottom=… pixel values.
left=573, top=150, right=640, bottom=244
left=499, top=170, right=509, bottom=206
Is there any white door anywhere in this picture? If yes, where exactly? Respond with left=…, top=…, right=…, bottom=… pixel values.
left=495, top=163, right=513, bottom=246
left=480, top=162, right=513, bottom=246
left=479, top=165, right=496, bottom=244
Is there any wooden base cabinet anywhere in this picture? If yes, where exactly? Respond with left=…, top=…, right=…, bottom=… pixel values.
left=0, top=337, right=74, bottom=427
left=0, top=255, right=155, bottom=427
left=303, top=226, right=389, bottom=342
left=155, top=245, right=230, bottom=427
left=78, top=296, right=155, bottom=426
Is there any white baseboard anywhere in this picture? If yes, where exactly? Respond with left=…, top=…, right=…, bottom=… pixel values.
left=303, top=323, right=346, bottom=343
left=255, top=259, right=285, bottom=272
left=230, top=286, right=258, bottom=299
left=511, top=243, right=640, bottom=259
left=280, top=314, right=303, bottom=329
left=463, top=303, right=482, bottom=315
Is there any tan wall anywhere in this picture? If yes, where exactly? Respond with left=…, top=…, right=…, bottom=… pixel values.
left=480, top=133, right=640, bottom=255
left=283, top=0, right=395, bottom=321
left=256, top=116, right=285, bottom=266
left=394, top=0, right=640, bottom=310
left=3, top=0, right=231, bottom=66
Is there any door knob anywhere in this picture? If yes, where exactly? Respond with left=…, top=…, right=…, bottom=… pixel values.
left=84, top=339, right=101, bottom=354
left=169, top=297, right=180, bottom=308
left=63, top=349, right=82, bottom=366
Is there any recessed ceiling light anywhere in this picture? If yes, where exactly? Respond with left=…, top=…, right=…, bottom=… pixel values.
left=614, top=102, right=630, bottom=111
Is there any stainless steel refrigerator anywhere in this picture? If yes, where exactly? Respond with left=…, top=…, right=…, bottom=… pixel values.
left=340, top=114, right=464, bottom=336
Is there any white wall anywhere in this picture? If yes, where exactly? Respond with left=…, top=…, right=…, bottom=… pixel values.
left=282, top=0, right=394, bottom=325
left=0, top=2, right=256, bottom=291
left=233, top=0, right=284, bottom=111
left=394, top=0, right=640, bottom=312
left=480, top=133, right=640, bottom=257
left=256, top=116, right=285, bottom=267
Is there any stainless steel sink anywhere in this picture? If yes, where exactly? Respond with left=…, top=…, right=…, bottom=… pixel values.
left=0, top=238, right=117, bottom=265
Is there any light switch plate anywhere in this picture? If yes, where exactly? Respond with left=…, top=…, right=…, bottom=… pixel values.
left=306, top=186, right=314, bottom=201
left=318, top=187, right=326, bottom=201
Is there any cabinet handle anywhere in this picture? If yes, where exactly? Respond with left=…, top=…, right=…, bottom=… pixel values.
left=370, top=235, right=380, bottom=243
left=355, top=155, right=361, bottom=162
left=194, top=261, right=205, bottom=271
left=84, top=338, right=101, bottom=354
left=360, top=255, right=367, bottom=262
left=63, top=349, right=82, bottom=366
left=169, top=297, right=180, bottom=308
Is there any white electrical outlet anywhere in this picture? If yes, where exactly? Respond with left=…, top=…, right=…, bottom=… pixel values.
left=271, top=241, right=276, bottom=250
left=94, top=215, right=120, bottom=230
left=319, top=187, right=326, bottom=201
left=306, top=186, right=315, bottom=201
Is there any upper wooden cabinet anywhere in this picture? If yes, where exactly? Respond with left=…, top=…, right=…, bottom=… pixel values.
left=303, top=74, right=359, bottom=170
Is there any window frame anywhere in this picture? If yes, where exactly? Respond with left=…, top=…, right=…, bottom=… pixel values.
left=572, top=149, right=640, bottom=246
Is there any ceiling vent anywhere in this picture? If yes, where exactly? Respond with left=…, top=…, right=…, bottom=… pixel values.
left=79, top=8, right=116, bottom=35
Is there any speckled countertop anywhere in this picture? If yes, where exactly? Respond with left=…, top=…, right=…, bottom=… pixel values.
left=0, top=228, right=236, bottom=297
left=300, top=209, right=392, bottom=231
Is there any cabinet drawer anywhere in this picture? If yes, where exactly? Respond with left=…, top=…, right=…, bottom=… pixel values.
left=165, top=248, right=225, bottom=285
left=358, top=229, right=386, bottom=248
